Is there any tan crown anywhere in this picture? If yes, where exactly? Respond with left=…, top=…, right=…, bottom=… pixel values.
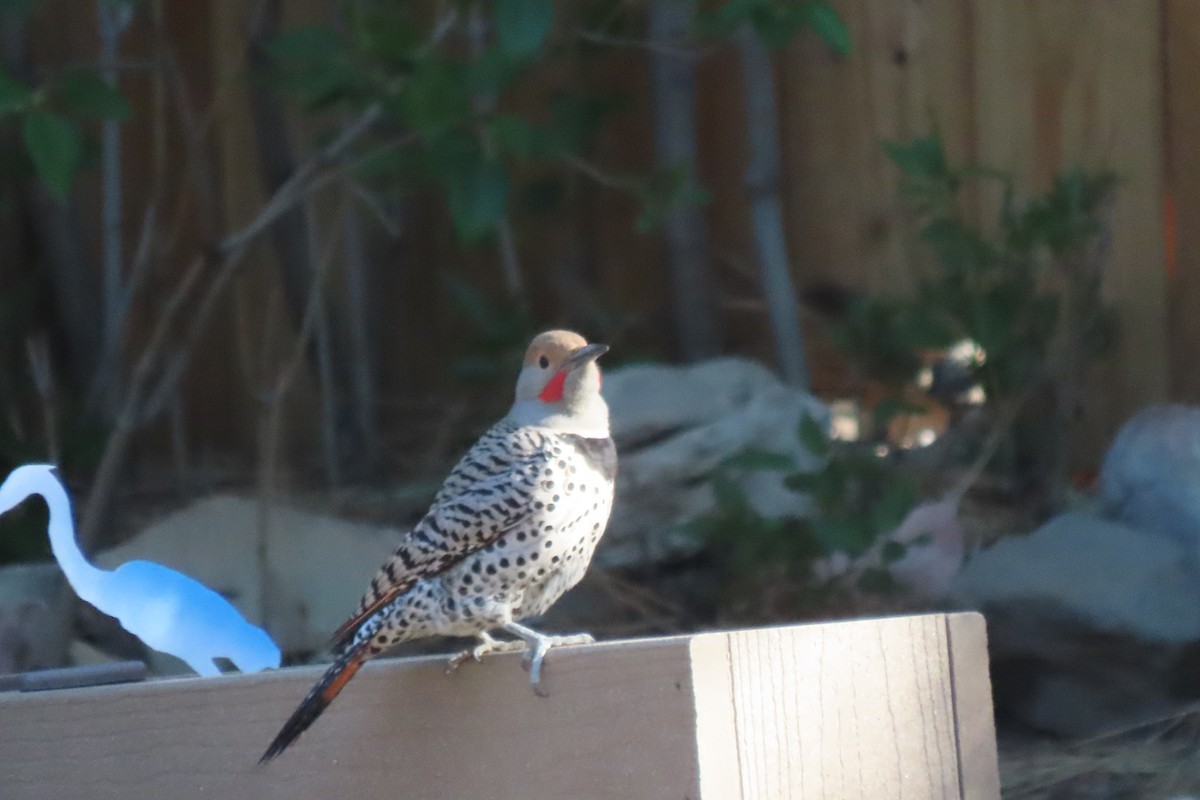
left=522, top=330, right=590, bottom=369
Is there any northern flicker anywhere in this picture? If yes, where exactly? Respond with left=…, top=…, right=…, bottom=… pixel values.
left=260, top=330, right=616, bottom=763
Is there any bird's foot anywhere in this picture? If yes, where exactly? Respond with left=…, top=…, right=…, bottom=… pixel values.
left=503, top=623, right=595, bottom=696
left=445, top=632, right=527, bottom=675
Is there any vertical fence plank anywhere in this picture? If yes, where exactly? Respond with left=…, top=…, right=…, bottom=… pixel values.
left=15, top=1, right=1178, bottom=463
left=774, top=0, right=976, bottom=296
left=972, top=0, right=1168, bottom=453
left=1164, top=0, right=1200, bottom=403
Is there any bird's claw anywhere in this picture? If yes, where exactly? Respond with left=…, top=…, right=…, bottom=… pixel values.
left=519, top=632, right=596, bottom=696
left=444, top=650, right=475, bottom=675
left=445, top=634, right=526, bottom=676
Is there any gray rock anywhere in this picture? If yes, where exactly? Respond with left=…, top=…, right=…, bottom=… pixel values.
left=604, top=358, right=784, bottom=443
left=600, top=358, right=826, bottom=567
left=950, top=511, right=1200, bottom=642
left=96, top=496, right=397, bottom=659
left=0, top=562, right=71, bottom=672
left=948, top=511, right=1200, bottom=735
left=1100, top=404, right=1200, bottom=552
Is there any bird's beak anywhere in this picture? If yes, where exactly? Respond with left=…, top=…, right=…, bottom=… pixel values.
left=566, top=343, right=609, bottom=371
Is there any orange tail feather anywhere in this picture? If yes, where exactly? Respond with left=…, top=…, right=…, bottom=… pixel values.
left=259, top=642, right=369, bottom=764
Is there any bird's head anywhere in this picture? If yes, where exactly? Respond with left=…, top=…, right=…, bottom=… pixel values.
left=510, top=330, right=610, bottom=437
left=0, top=464, right=57, bottom=516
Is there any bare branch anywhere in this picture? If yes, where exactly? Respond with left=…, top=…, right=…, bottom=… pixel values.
left=25, top=335, right=57, bottom=464
left=578, top=28, right=716, bottom=58
left=216, top=103, right=383, bottom=258
left=737, top=28, right=809, bottom=388
left=467, top=3, right=526, bottom=304
left=78, top=254, right=206, bottom=552
left=77, top=7, right=440, bottom=550
left=562, top=155, right=639, bottom=192
left=650, top=0, right=721, bottom=360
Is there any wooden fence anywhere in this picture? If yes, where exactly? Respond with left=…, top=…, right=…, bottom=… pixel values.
left=10, top=0, right=1195, bottom=464
left=0, top=613, right=1000, bottom=799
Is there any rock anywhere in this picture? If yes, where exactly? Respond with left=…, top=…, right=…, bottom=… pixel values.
left=68, top=639, right=118, bottom=668
left=0, top=562, right=71, bottom=671
left=950, top=512, right=1200, bottom=642
left=600, top=358, right=826, bottom=567
left=604, top=358, right=784, bottom=444
left=947, top=511, right=1200, bottom=735
left=96, top=496, right=398, bottom=659
left=1100, top=404, right=1200, bottom=553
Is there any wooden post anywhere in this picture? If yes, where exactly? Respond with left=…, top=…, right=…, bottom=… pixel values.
left=0, top=613, right=999, bottom=799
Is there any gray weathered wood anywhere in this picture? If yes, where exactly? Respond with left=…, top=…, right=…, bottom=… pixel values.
left=0, top=613, right=998, bottom=799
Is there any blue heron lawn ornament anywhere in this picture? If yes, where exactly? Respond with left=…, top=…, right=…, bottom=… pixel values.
left=0, top=464, right=279, bottom=676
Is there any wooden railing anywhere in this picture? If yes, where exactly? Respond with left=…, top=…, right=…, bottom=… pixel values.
left=0, top=613, right=999, bottom=799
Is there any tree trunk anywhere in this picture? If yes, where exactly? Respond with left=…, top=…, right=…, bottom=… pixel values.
left=649, top=0, right=721, bottom=360
left=737, top=29, right=809, bottom=389
left=341, top=203, right=381, bottom=465
left=247, top=0, right=350, bottom=485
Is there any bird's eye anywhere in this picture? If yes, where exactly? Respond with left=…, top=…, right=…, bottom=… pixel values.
left=538, top=356, right=550, bottom=369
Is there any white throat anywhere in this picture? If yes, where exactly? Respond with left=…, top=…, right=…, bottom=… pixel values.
left=506, top=395, right=611, bottom=438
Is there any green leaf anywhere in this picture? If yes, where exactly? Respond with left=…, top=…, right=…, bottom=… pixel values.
left=57, top=71, right=130, bottom=120
left=350, top=143, right=424, bottom=184
left=723, top=448, right=795, bottom=471
left=22, top=112, right=81, bottom=199
left=467, top=45, right=527, bottom=98
left=693, top=0, right=765, bottom=38
left=920, top=218, right=995, bottom=272
left=0, top=66, right=32, bottom=115
left=750, top=4, right=807, bottom=48
left=444, top=161, right=508, bottom=243
left=0, top=0, right=41, bottom=19
left=396, top=60, right=471, bottom=138
left=494, top=0, right=553, bottom=59
left=549, top=93, right=621, bottom=155
left=804, top=2, right=850, bottom=56
left=301, top=63, right=366, bottom=111
left=266, top=26, right=342, bottom=62
left=443, top=273, right=531, bottom=344
left=633, top=162, right=712, bottom=232
left=488, top=114, right=555, bottom=159
left=881, top=540, right=907, bottom=564
left=265, top=27, right=371, bottom=111
left=347, top=6, right=420, bottom=64
left=424, top=131, right=484, bottom=182
left=676, top=516, right=719, bottom=544
left=521, top=177, right=566, bottom=215
left=712, top=474, right=749, bottom=517
left=783, top=471, right=820, bottom=493
left=798, top=412, right=830, bottom=457
left=857, top=567, right=899, bottom=594
left=810, top=515, right=868, bottom=554
left=871, top=480, right=916, bottom=533
left=883, top=135, right=947, bottom=181
left=895, top=305, right=958, bottom=351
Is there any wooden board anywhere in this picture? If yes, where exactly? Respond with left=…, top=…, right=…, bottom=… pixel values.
left=0, top=613, right=999, bottom=800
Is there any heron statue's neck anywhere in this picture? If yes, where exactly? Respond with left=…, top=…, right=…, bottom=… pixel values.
left=36, top=478, right=107, bottom=604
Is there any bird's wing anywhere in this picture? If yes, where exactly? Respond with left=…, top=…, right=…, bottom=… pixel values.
left=330, top=427, right=549, bottom=650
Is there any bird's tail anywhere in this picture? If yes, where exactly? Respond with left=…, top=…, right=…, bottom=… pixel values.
left=259, top=641, right=370, bottom=764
